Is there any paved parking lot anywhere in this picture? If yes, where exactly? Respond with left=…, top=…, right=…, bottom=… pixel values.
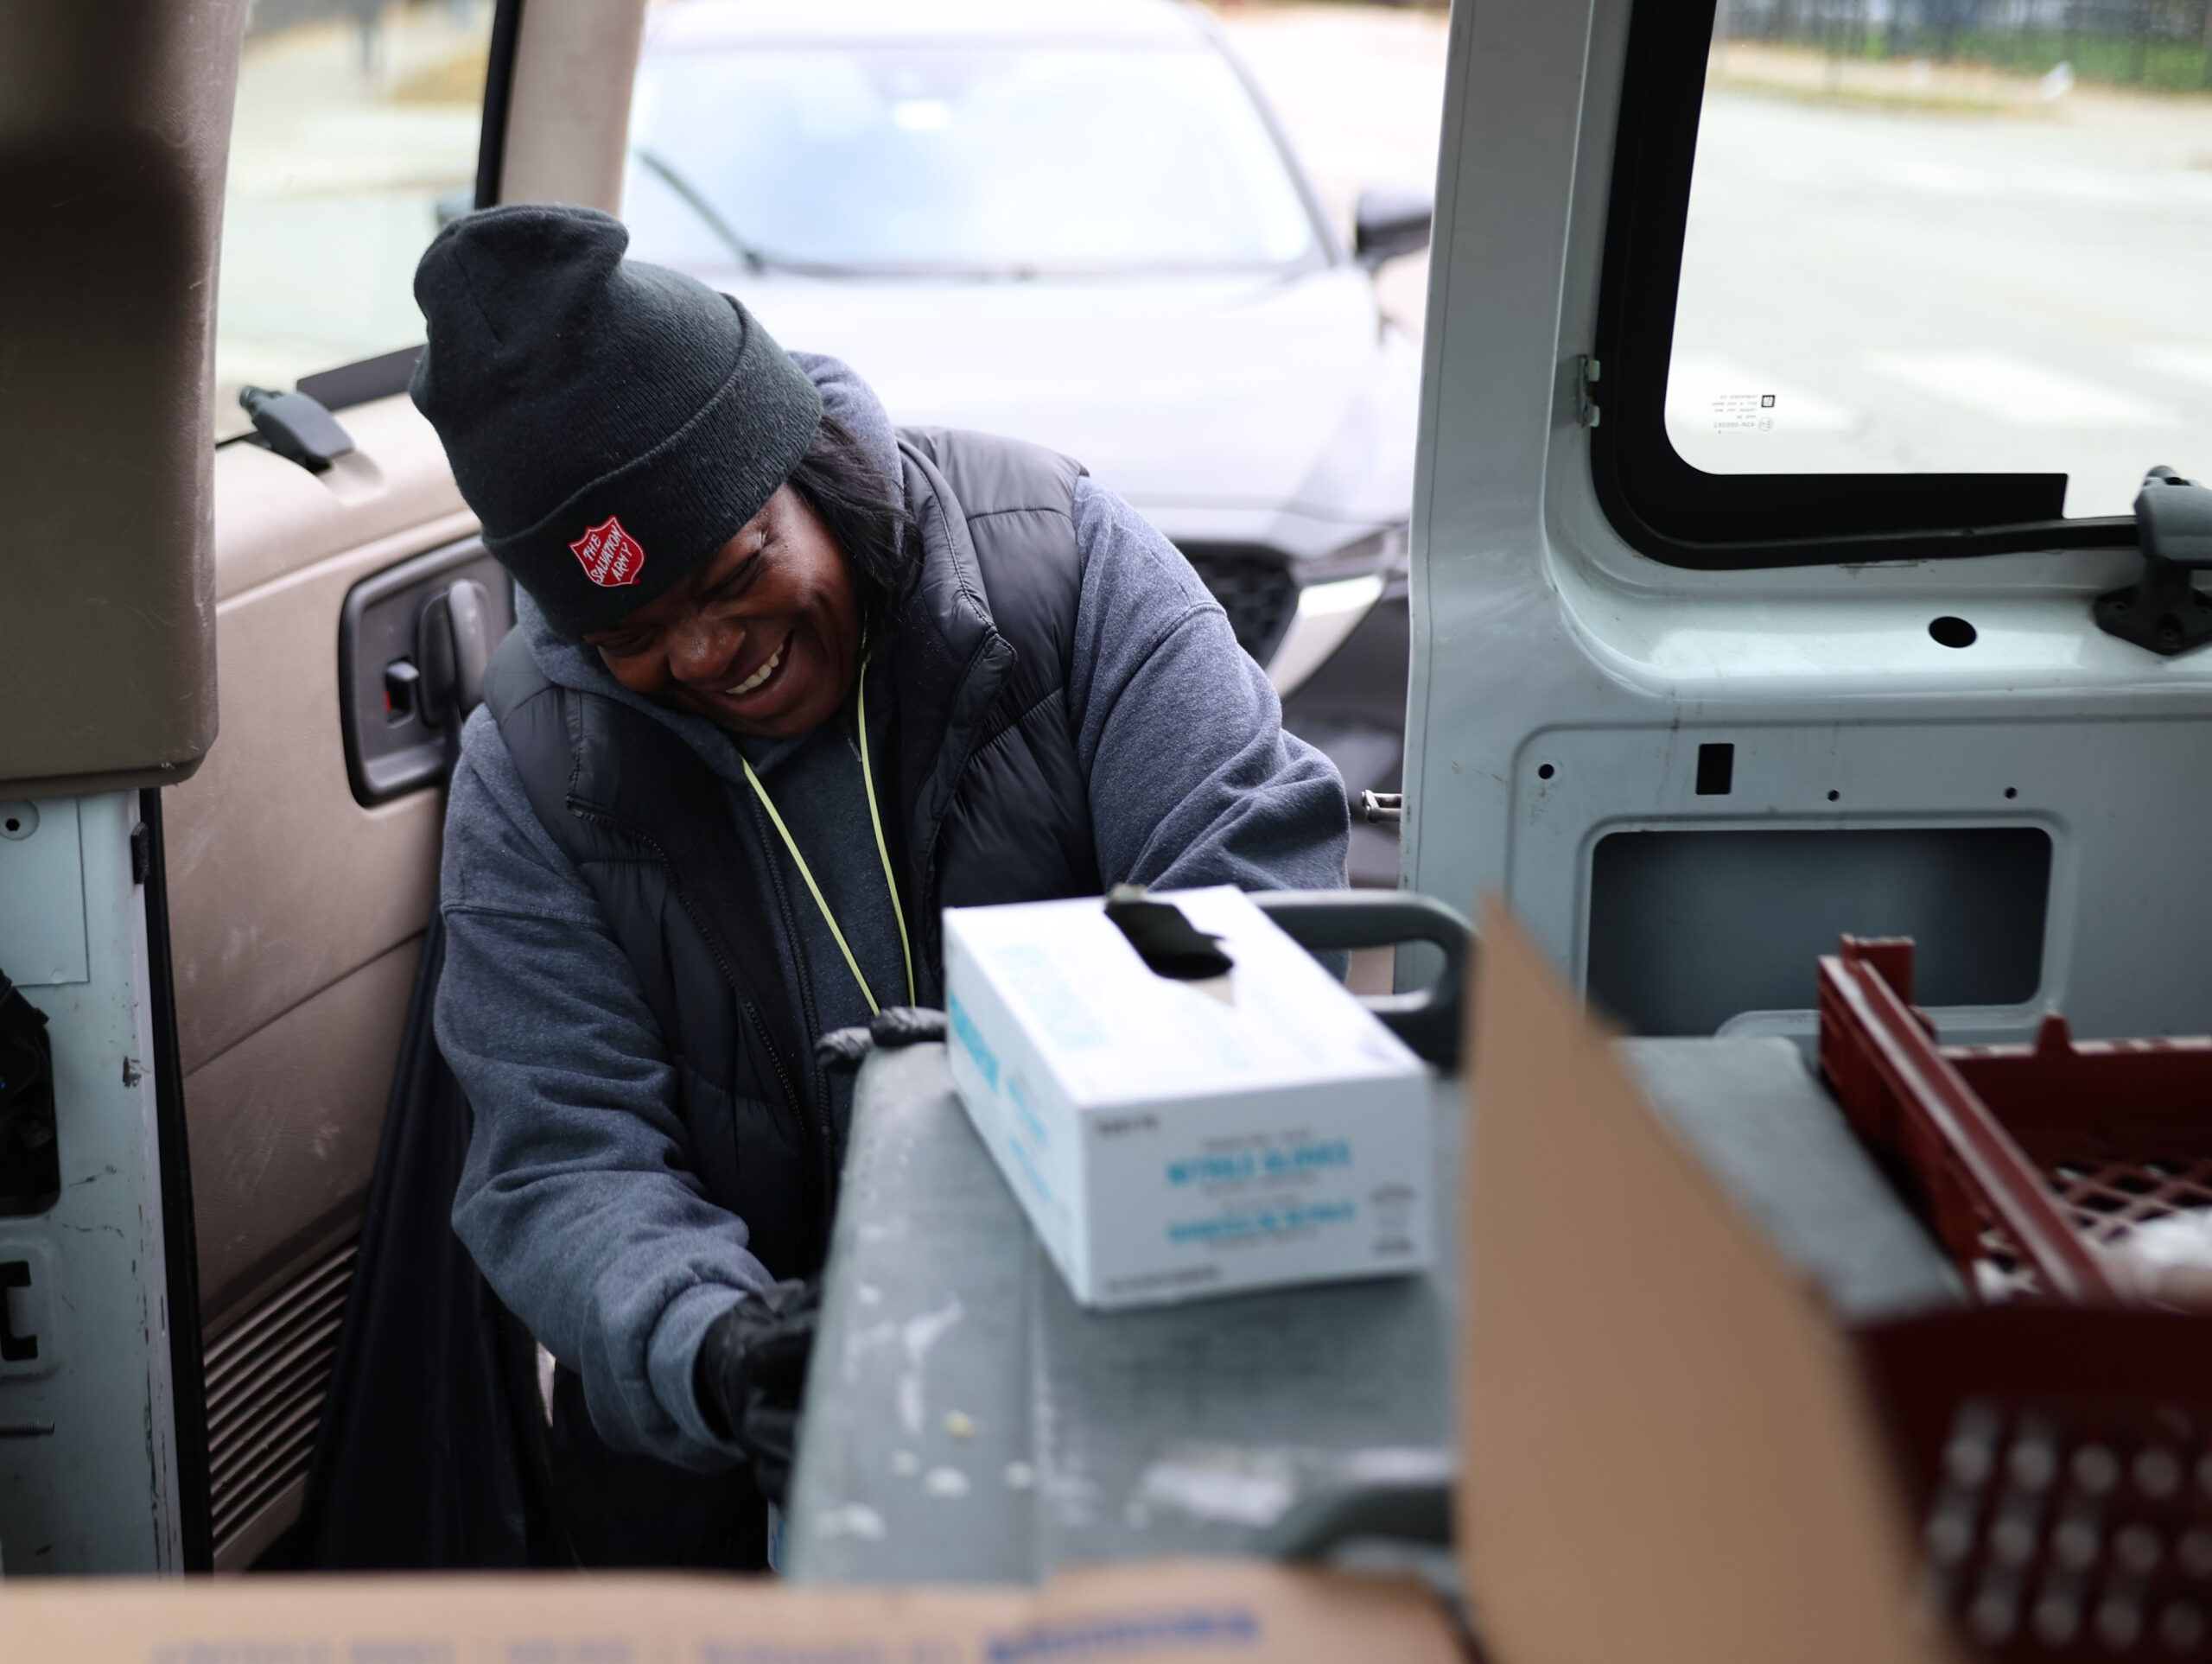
left=215, top=3, right=491, bottom=435
left=1675, top=46, right=2212, bottom=518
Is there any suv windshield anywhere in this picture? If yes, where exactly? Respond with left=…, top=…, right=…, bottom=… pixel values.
left=623, top=43, right=1319, bottom=274
left=1666, top=15, right=2212, bottom=519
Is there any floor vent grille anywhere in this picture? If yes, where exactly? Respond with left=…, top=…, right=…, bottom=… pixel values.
left=205, top=1241, right=358, bottom=1561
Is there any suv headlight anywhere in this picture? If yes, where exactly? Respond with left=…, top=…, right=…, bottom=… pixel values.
left=1297, top=524, right=1408, bottom=587
left=1269, top=525, right=1408, bottom=695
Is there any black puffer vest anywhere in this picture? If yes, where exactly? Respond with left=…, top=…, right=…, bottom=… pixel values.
left=482, top=430, right=1100, bottom=1280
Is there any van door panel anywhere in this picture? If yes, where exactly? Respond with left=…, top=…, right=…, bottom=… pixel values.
left=187, top=938, right=417, bottom=1324
left=169, top=395, right=473, bottom=1565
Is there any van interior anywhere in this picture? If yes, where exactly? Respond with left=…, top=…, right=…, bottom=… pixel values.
left=2, top=0, right=2208, bottom=1621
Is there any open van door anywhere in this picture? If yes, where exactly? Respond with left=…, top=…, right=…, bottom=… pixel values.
left=1, top=0, right=649, bottom=1575
left=1406, top=0, right=2212, bottom=1047
left=0, top=2, right=245, bottom=1577
left=1407, top=8, right=2212, bottom=1656
left=170, top=0, right=648, bottom=1572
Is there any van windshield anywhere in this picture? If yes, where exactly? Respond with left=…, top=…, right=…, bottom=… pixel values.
left=623, top=44, right=1319, bottom=275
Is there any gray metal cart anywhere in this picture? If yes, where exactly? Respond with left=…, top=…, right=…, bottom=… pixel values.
left=785, top=1034, right=1959, bottom=1584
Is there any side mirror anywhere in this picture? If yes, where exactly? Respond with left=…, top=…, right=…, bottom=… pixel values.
left=1353, top=187, right=1433, bottom=270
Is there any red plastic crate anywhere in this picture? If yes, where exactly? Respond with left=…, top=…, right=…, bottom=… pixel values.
left=1859, top=1303, right=2212, bottom=1657
left=1818, top=937, right=2212, bottom=1305
left=1815, top=939, right=2212, bottom=1656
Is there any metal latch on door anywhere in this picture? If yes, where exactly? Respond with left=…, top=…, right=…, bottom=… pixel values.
left=2094, top=467, right=2212, bottom=656
left=238, top=385, right=355, bottom=474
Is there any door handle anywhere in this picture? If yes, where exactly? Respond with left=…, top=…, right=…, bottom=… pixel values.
left=338, top=538, right=514, bottom=805
left=419, top=578, right=495, bottom=724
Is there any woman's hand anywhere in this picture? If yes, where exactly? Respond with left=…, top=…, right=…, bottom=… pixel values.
left=694, top=1278, right=822, bottom=1504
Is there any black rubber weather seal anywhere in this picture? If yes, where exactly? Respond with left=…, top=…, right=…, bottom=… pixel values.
left=474, top=0, right=526, bottom=212
left=140, top=787, right=212, bottom=1572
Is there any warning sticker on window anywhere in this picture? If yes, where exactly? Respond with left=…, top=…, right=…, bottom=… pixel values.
left=1666, top=356, right=1859, bottom=441
left=1704, top=391, right=1778, bottom=434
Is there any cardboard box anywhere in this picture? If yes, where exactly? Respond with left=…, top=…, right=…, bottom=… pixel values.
left=1460, top=900, right=1965, bottom=1664
left=943, top=886, right=1433, bottom=1308
left=0, top=1558, right=1463, bottom=1661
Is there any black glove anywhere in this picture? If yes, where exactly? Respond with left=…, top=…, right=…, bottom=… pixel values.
left=870, top=1005, right=947, bottom=1047
left=817, top=1006, right=948, bottom=1075
left=694, top=1278, right=820, bottom=1505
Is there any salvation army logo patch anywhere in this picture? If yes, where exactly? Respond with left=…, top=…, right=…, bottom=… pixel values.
left=569, top=516, right=647, bottom=587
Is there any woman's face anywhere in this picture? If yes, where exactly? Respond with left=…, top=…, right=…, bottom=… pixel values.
left=583, top=485, right=861, bottom=738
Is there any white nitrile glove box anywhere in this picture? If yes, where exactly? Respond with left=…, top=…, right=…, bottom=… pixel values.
left=942, top=886, right=1433, bottom=1309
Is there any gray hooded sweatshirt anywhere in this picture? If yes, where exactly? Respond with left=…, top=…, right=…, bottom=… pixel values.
left=435, top=356, right=1350, bottom=1471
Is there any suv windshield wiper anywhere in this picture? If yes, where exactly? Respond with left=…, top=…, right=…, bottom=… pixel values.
left=631, top=151, right=1308, bottom=281
left=632, top=148, right=777, bottom=273
left=632, top=149, right=873, bottom=278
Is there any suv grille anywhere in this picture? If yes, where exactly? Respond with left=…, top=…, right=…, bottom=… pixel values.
left=1177, top=544, right=1297, bottom=664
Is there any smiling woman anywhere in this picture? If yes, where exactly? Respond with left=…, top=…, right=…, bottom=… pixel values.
left=406, top=202, right=1351, bottom=1567
left=582, top=412, right=913, bottom=736
left=585, top=460, right=868, bottom=738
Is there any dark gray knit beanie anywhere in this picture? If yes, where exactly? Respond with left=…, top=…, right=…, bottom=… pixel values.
left=410, top=204, right=823, bottom=637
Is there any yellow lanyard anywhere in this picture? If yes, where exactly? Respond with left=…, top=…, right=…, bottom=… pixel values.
left=739, top=649, right=914, bottom=1016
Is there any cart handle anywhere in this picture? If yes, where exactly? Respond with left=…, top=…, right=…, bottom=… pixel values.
left=1251, top=890, right=1472, bottom=1070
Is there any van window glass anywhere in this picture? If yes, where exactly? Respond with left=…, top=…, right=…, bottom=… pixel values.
left=1667, top=10, right=2212, bottom=518
left=216, top=1, right=494, bottom=440
left=624, top=46, right=1318, bottom=274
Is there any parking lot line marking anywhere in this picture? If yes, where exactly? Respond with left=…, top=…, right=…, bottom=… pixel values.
left=1862, top=350, right=2180, bottom=429
left=2136, top=346, right=2212, bottom=391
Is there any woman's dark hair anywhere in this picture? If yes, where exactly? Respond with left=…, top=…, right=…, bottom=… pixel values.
left=784, top=412, right=914, bottom=625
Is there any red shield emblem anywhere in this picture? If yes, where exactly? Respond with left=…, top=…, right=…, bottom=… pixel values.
left=569, top=516, right=647, bottom=587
